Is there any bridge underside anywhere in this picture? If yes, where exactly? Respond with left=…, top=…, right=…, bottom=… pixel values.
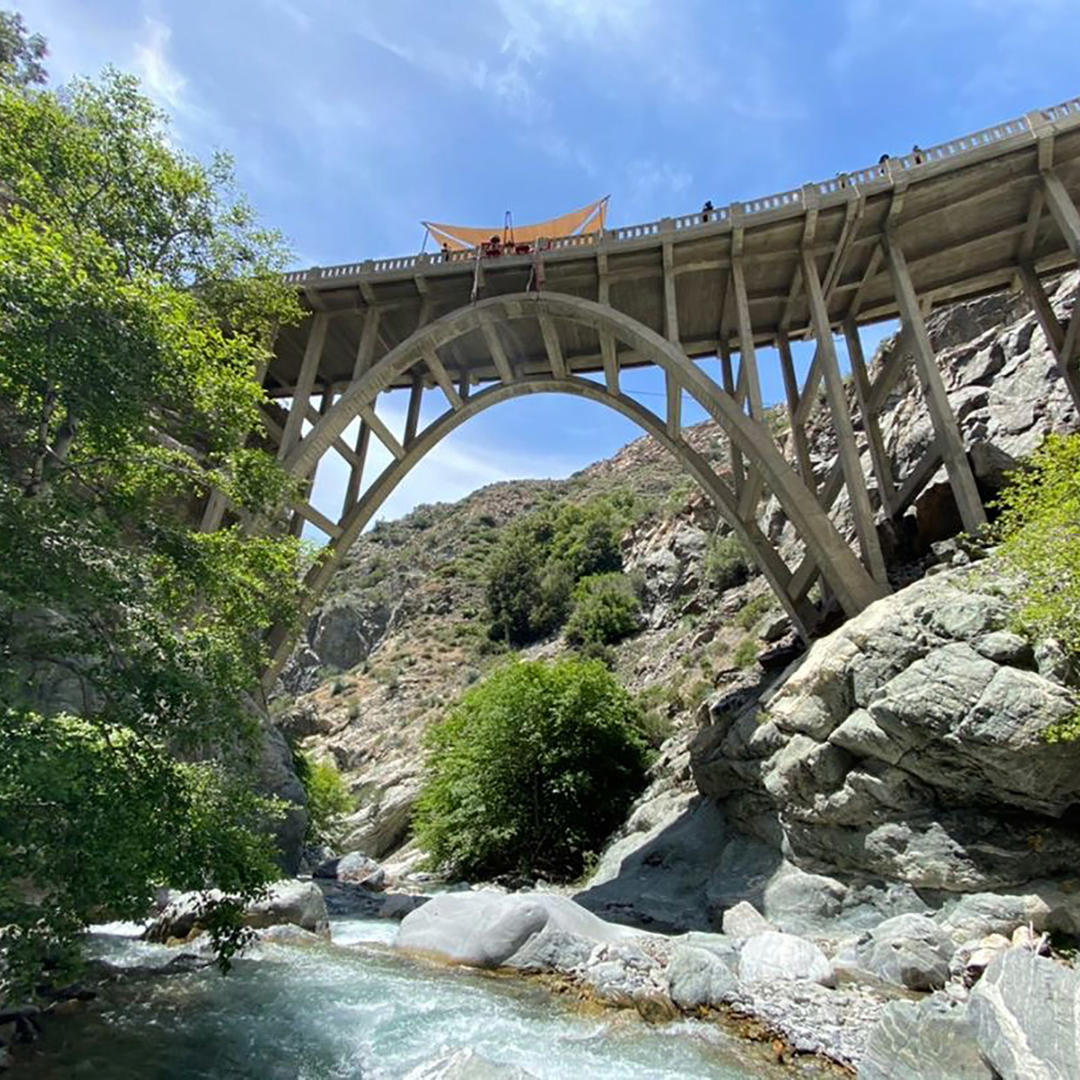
left=198, top=100, right=1080, bottom=684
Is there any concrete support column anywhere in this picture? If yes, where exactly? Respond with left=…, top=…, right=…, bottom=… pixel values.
left=843, top=320, right=897, bottom=515
left=802, top=250, right=889, bottom=585
left=404, top=373, right=424, bottom=445
left=883, top=234, right=987, bottom=534
left=1042, top=170, right=1080, bottom=263
left=279, top=313, right=328, bottom=459
left=776, top=332, right=816, bottom=493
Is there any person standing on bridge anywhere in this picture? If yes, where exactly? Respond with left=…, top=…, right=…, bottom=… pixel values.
left=702, top=199, right=714, bottom=223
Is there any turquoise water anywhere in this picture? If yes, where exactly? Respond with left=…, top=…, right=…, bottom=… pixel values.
left=20, top=918, right=797, bottom=1079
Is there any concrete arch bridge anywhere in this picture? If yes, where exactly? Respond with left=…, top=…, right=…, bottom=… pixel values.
left=214, top=98, right=1080, bottom=685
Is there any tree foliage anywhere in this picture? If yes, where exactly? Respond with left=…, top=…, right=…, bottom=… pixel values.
left=294, top=751, right=356, bottom=846
left=485, top=494, right=641, bottom=646
left=0, top=36, right=305, bottom=997
left=564, top=572, right=642, bottom=647
left=413, top=659, right=651, bottom=880
left=0, top=11, right=46, bottom=88
left=994, top=432, right=1080, bottom=739
left=704, top=532, right=750, bottom=591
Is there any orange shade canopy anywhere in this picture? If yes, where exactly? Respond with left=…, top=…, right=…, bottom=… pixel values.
left=423, top=197, right=608, bottom=252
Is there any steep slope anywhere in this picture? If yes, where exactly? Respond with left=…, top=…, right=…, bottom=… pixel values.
left=278, top=272, right=1078, bottom=875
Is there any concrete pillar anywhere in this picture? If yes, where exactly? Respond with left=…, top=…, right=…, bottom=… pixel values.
left=883, top=235, right=987, bottom=534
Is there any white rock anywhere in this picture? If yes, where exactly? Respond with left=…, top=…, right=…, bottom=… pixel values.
left=737, top=931, right=835, bottom=987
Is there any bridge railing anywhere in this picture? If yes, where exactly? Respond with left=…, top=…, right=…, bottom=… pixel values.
left=1041, top=95, right=1080, bottom=123
left=284, top=95, right=1080, bottom=288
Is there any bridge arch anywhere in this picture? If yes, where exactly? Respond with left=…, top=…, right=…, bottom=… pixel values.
left=266, top=292, right=887, bottom=682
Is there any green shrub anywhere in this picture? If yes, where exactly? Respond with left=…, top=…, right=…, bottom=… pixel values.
left=413, top=659, right=650, bottom=880
left=485, top=494, right=640, bottom=646
left=994, top=433, right=1080, bottom=738
left=295, top=752, right=355, bottom=845
left=704, top=533, right=750, bottom=591
left=736, top=592, right=775, bottom=630
left=565, top=573, right=642, bottom=646
left=733, top=637, right=759, bottom=668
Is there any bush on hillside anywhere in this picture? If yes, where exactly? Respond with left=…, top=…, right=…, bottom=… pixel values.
left=564, top=572, right=642, bottom=646
left=704, top=533, right=750, bottom=591
left=413, top=659, right=651, bottom=880
left=485, top=494, right=642, bottom=646
left=295, top=751, right=355, bottom=845
left=994, top=432, right=1080, bottom=738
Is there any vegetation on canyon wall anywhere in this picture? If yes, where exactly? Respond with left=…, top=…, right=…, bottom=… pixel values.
left=485, top=492, right=646, bottom=646
left=0, top=16, right=304, bottom=997
left=995, top=431, right=1080, bottom=739
left=414, top=658, right=651, bottom=881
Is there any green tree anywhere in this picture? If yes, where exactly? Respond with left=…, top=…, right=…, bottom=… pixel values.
left=564, top=572, right=642, bottom=647
left=485, top=494, right=640, bottom=646
left=0, top=10, right=46, bottom=88
left=0, top=53, right=304, bottom=996
left=994, top=432, right=1080, bottom=738
left=294, top=751, right=356, bottom=846
left=414, top=659, right=650, bottom=880
left=704, top=532, right=750, bottom=591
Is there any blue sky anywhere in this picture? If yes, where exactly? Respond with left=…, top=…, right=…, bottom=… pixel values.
left=18, top=0, right=1080, bottom=528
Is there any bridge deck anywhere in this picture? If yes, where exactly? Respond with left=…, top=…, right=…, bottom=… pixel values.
left=266, top=99, right=1080, bottom=397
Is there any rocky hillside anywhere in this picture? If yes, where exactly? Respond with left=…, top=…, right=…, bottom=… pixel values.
left=276, top=272, right=1079, bottom=879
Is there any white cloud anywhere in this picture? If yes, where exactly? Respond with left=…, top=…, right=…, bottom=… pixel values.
left=132, top=17, right=187, bottom=114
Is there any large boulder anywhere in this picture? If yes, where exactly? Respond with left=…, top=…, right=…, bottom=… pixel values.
left=145, top=880, right=328, bottom=942
left=860, top=997, right=994, bottom=1080
left=693, top=568, right=1080, bottom=895
left=968, top=947, right=1080, bottom=1079
left=737, top=931, right=834, bottom=986
left=394, top=891, right=641, bottom=970
left=720, top=900, right=774, bottom=939
left=312, top=851, right=386, bottom=890
left=665, top=942, right=738, bottom=1009
left=836, top=913, right=953, bottom=991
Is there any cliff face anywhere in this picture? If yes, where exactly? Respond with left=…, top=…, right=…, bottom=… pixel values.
left=279, top=273, right=1078, bottom=893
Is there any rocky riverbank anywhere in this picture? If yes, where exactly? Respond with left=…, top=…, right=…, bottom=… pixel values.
left=392, top=888, right=1080, bottom=1076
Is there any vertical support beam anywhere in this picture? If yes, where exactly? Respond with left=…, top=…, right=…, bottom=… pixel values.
left=600, top=332, right=619, bottom=395
left=662, top=241, right=679, bottom=343
left=404, top=372, right=423, bottom=445
left=666, top=370, right=681, bottom=438
left=342, top=307, right=381, bottom=512
left=538, top=313, right=568, bottom=378
left=279, top=313, right=328, bottom=459
left=730, top=257, right=764, bottom=418
left=844, top=320, right=897, bottom=516
left=1017, top=263, right=1080, bottom=411
left=802, top=249, right=889, bottom=586
left=597, top=249, right=619, bottom=393
left=776, top=333, right=816, bottom=494
left=341, top=419, right=370, bottom=516
left=458, top=371, right=471, bottom=402
left=719, top=341, right=745, bottom=495
left=480, top=316, right=515, bottom=384
left=291, top=385, right=333, bottom=537
left=883, top=234, right=987, bottom=533
left=1017, top=262, right=1065, bottom=354
left=1042, top=170, right=1080, bottom=263
left=731, top=256, right=766, bottom=517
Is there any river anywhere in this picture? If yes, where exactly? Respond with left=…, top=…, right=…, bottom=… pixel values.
left=18, top=917, right=804, bottom=1079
